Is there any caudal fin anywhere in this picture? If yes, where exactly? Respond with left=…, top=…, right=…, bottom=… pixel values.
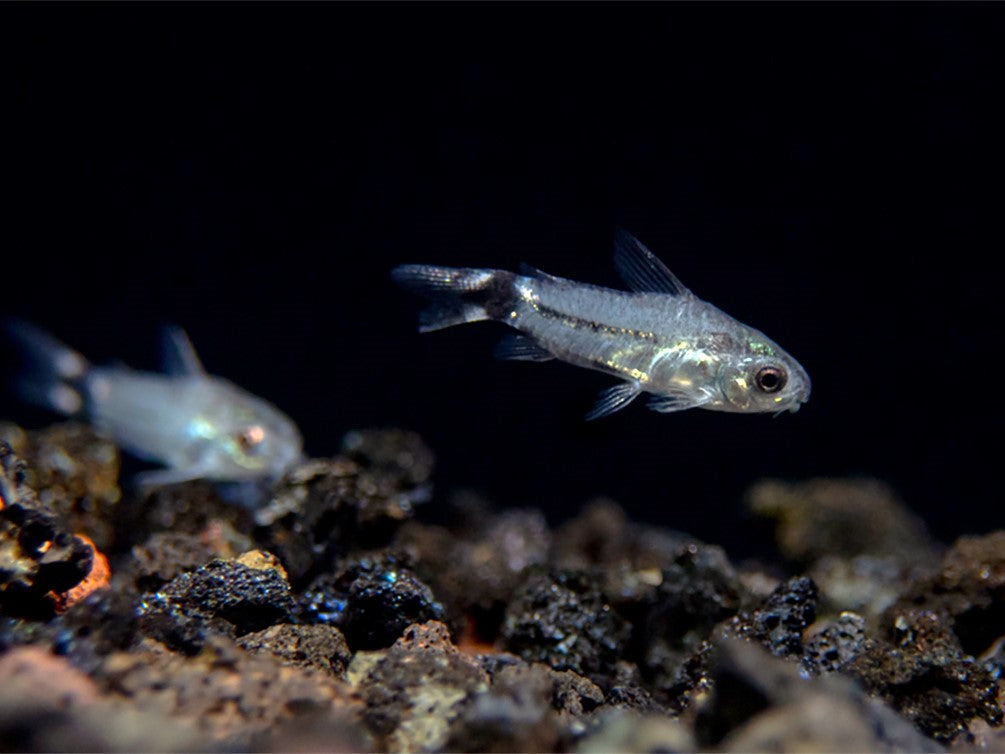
left=4, top=319, right=91, bottom=416
left=391, top=265, right=513, bottom=332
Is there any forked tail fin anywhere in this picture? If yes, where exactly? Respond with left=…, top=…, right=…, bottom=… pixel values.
left=4, top=319, right=91, bottom=416
left=391, top=265, right=514, bottom=332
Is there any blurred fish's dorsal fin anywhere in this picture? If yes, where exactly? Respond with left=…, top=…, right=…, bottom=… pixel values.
left=613, top=228, right=691, bottom=296
left=161, top=325, right=206, bottom=376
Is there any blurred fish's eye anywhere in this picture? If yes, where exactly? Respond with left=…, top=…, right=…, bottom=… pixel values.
left=237, top=425, right=266, bottom=451
left=755, top=366, right=786, bottom=393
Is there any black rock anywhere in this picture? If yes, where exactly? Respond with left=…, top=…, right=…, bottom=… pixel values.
left=631, top=543, right=745, bottom=694
left=885, top=531, right=1005, bottom=658
left=254, top=454, right=422, bottom=586
left=724, top=575, right=818, bottom=658
left=356, top=621, right=489, bottom=751
left=802, top=611, right=867, bottom=675
left=446, top=663, right=603, bottom=753
left=846, top=608, right=1003, bottom=742
left=128, top=531, right=218, bottom=591
left=0, top=422, right=121, bottom=553
left=696, top=638, right=945, bottom=752
left=339, top=428, right=435, bottom=488
left=745, top=478, right=938, bottom=567
left=0, top=441, right=94, bottom=617
left=138, top=557, right=294, bottom=654
left=117, top=479, right=255, bottom=556
left=603, top=660, right=665, bottom=713
left=500, top=568, right=631, bottom=683
left=237, top=623, right=352, bottom=678
left=55, top=587, right=140, bottom=668
left=552, top=499, right=693, bottom=572
left=394, top=505, right=551, bottom=642
left=298, top=554, right=445, bottom=650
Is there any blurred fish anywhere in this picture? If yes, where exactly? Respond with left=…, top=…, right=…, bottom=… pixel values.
left=393, top=229, right=810, bottom=419
left=5, top=321, right=303, bottom=486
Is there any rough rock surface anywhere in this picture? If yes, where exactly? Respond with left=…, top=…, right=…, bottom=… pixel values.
left=746, top=477, right=938, bottom=566
left=0, top=420, right=1002, bottom=752
left=138, top=555, right=295, bottom=654
left=298, top=554, right=445, bottom=651
left=702, top=639, right=945, bottom=753
left=501, top=568, right=631, bottom=684
left=846, top=609, right=1002, bottom=742
left=747, top=477, right=944, bottom=620
left=0, top=440, right=94, bottom=617
left=0, top=422, right=121, bottom=551
left=128, top=531, right=221, bottom=590
left=721, top=575, right=818, bottom=658
left=394, top=501, right=551, bottom=642
left=886, top=531, right=1005, bottom=658
left=237, top=623, right=352, bottom=679
left=94, top=635, right=362, bottom=751
left=352, top=621, right=489, bottom=752
left=802, top=610, right=868, bottom=675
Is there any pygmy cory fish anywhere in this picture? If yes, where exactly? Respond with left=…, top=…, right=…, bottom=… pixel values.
left=393, top=230, right=810, bottom=419
left=6, top=321, right=303, bottom=485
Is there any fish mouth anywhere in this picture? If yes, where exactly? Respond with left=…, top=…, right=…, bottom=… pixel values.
left=791, top=370, right=812, bottom=412
left=777, top=385, right=811, bottom=416
left=790, top=390, right=811, bottom=413
left=771, top=400, right=804, bottom=418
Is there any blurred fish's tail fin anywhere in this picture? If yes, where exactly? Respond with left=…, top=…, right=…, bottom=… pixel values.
left=391, top=265, right=515, bottom=332
left=4, top=319, right=91, bottom=416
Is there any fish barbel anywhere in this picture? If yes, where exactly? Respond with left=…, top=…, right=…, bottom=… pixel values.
left=393, top=230, right=810, bottom=419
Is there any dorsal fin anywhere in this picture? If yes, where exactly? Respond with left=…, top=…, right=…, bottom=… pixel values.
left=161, top=325, right=206, bottom=376
left=518, top=262, right=564, bottom=283
left=613, top=228, right=690, bottom=296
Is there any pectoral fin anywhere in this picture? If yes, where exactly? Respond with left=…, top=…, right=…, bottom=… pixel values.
left=647, top=390, right=710, bottom=413
left=133, top=463, right=214, bottom=489
left=585, top=381, right=642, bottom=421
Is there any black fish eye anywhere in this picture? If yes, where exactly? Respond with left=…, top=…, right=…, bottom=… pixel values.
left=755, top=366, right=786, bottom=393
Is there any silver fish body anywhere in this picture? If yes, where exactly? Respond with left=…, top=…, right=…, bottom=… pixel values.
left=393, top=230, right=810, bottom=418
left=6, top=322, right=303, bottom=484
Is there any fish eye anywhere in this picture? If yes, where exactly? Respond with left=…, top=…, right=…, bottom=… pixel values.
left=755, top=366, right=787, bottom=393
left=237, top=424, right=266, bottom=453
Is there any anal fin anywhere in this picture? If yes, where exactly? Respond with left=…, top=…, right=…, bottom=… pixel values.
left=494, top=334, right=555, bottom=362
left=418, top=301, right=487, bottom=333
left=585, top=381, right=642, bottom=421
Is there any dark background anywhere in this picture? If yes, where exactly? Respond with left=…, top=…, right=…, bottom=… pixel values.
left=3, top=4, right=1002, bottom=558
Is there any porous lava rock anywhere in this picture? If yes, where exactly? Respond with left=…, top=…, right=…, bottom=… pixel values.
left=0, top=441, right=93, bottom=617
left=501, top=568, right=631, bottom=684
left=138, top=554, right=294, bottom=654
left=298, top=554, right=445, bottom=651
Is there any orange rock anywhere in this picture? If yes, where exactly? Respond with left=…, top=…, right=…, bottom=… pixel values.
left=55, top=533, right=111, bottom=611
left=455, top=614, right=498, bottom=656
left=0, top=645, right=100, bottom=706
